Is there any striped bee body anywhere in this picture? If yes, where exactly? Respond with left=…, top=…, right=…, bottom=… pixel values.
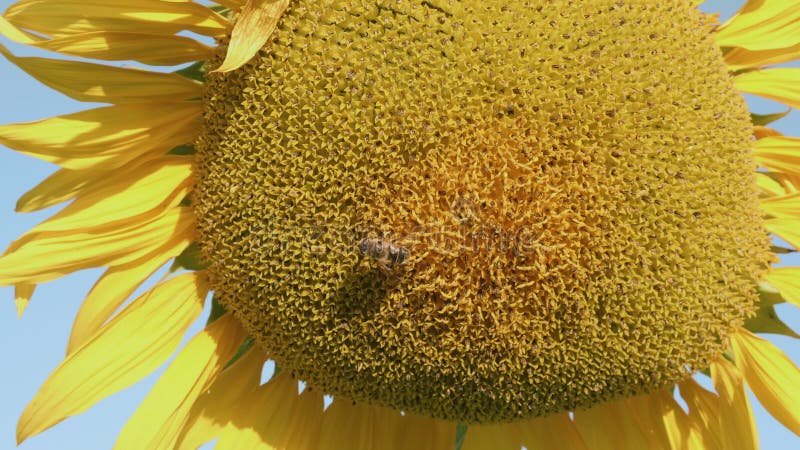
left=358, top=238, right=409, bottom=271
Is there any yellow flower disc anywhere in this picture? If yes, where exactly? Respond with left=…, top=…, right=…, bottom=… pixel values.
left=195, top=0, right=773, bottom=423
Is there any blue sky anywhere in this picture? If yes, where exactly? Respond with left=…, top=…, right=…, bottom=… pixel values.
left=0, top=0, right=799, bottom=449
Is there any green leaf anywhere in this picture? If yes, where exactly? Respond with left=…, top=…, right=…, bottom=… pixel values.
left=207, top=295, right=227, bottom=325
left=211, top=5, right=231, bottom=17
left=172, top=243, right=209, bottom=271
left=208, top=298, right=257, bottom=370
left=771, top=245, right=796, bottom=254
left=176, top=61, right=206, bottom=82
left=224, top=337, right=255, bottom=369
left=168, top=144, right=196, bottom=155
left=454, top=423, right=468, bottom=450
left=750, top=109, right=791, bottom=127
left=745, top=305, right=799, bottom=338
left=757, top=281, right=786, bottom=307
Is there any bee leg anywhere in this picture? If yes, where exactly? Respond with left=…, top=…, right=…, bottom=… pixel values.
left=377, top=262, right=391, bottom=276
left=387, top=246, right=409, bottom=266
left=379, top=267, right=401, bottom=284
left=376, top=260, right=398, bottom=279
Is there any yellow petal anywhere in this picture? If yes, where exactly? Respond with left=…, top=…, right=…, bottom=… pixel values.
left=754, top=126, right=783, bottom=140
left=777, top=173, right=800, bottom=193
left=624, top=391, right=684, bottom=450
left=214, top=0, right=289, bottom=72
left=756, top=135, right=800, bottom=175
left=317, top=401, right=399, bottom=450
left=391, top=412, right=454, bottom=450
left=760, top=191, right=800, bottom=218
left=0, top=208, right=194, bottom=285
left=766, top=267, right=800, bottom=308
left=14, top=283, right=35, bottom=318
left=216, top=0, right=245, bottom=9
left=216, top=373, right=324, bottom=450
left=176, top=348, right=265, bottom=450
left=757, top=173, right=786, bottom=197
left=766, top=218, right=800, bottom=250
left=725, top=43, right=800, bottom=70
left=116, top=314, right=247, bottom=450
left=463, top=423, right=522, bottom=450
left=735, top=68, right=800, bottom=110
left=15, top=152, right=162, bottom=213
left=16, top=168, right=99, bottom=214
left=4, top=0, right=230, bottom=38
left=0, top=102, right=200, bottom=170
left=316, top=401, right=456, bottom=450
left=519, top=413, right=588, bottom=450
left=318, top=398, right=456, bottom=450
left=574, top=399, right=652, bottom=449
left=17, top=273, right=207, bottom=443
left=282, top=391, right=327, bottom=450
left=0, top=45, right=201, bottom=103
left=0, top=14, right=214, bottom=65
left=67, top=237, right=191, bottom=354
left=0, top=14, right=41, bottom=44
left=28, top=156, right=193, bottom=234
left=278, top=392, right=327, bottom=450
left=731, top=329, right=800, bottom=436
left=716, top=0, right=800, bottom=51
left=37, top=32, right=215, bottom=66
left=678, top=378, right=725, bottom=450
left=649, top=389, right=698, bottom=450
left=709, top=357, right=758, bottom=450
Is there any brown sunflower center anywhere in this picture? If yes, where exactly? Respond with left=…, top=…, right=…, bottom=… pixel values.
left=194, top=0, right=772, bottom=423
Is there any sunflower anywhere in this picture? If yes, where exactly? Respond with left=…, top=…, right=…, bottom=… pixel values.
left=1, top=0, right=800, bottom=448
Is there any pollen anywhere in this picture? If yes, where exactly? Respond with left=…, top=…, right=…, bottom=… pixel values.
left=194, top=0, right=773, bottom=423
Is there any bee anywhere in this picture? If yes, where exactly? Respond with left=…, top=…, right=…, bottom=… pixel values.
left=358, top=238, right=410, bottom=272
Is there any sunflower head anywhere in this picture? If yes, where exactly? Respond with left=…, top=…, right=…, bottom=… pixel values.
left=195, top=0, right=773, bottom=423
left=2, top=0, right=800, bottom=448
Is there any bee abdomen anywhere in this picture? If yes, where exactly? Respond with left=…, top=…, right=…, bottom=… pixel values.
left=387, top=245, right=410, bottom=266
left=358, top=238, right=409, bottom=268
